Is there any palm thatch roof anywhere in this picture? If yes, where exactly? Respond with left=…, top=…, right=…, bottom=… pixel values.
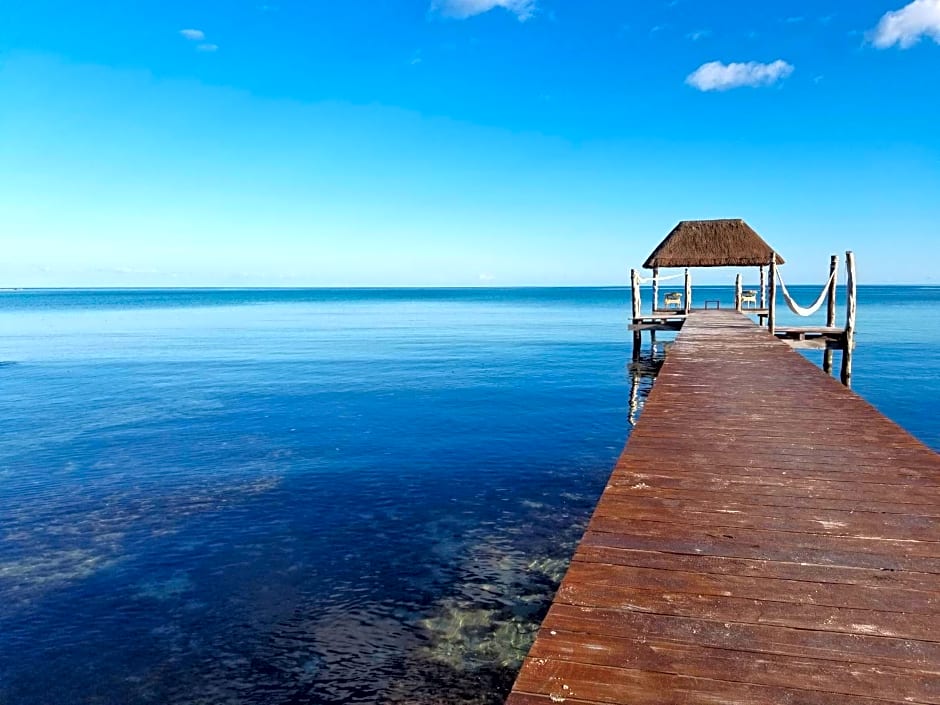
left=643, top=219, right=785, bottom=269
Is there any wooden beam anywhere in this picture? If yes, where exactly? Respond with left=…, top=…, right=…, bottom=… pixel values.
left=735, top=273, right=743, bottom=312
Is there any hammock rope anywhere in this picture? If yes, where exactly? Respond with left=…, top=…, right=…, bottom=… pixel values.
left=776, top=268, right=837, bottom=318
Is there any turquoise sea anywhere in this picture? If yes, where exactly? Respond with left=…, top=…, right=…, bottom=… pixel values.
left=0, top=286, right=937, bottom=704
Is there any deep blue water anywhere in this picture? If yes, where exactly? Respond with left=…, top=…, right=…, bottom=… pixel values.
left=0, top=286, right=937, bottom=704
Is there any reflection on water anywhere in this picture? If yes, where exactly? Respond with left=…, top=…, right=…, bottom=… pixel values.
left=628, top=342, right=667, bottom=427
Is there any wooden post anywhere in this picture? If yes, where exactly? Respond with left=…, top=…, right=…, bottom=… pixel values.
left=735, top=273, right=743, bottom=312
left=841, top=251, right=857, bottom=387
left=684, top=268, right=692, bottom=315
left=823, top=346, right=834, bottom=376
left=759, top=265, right=766, bottom=309
left=630, top=269, right=641, bottom=322
left=823, top=254, right=838, bottom=375
left=652, top=267, right=660, bottom=314
left=826, top=254, right=838, bottom=328
left=631, top=268, right=643, bottom=360
left=768, top=255, right=777, bottom=334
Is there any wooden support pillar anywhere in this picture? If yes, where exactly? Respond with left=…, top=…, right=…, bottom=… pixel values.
left=630, top=268, right=641, bottom=322
left=652, top=267, right=660, bottom=314
left=841, top=251, right=857, bottom=387
left=735, top=273, right=743, bottom=312
left=826, top=254, right=838, bottom=328
left=759, top=265, right=766, bottom=309
left=768, top=256, right=777, bottom=334
left=684, top=268, right=692, bottom=315
left=823, top=254, right=839, bottom=375
left=631, top=268, right=643, bottom=360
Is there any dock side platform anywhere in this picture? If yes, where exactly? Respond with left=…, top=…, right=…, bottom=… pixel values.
left=508, top=310, right=940, bottom=705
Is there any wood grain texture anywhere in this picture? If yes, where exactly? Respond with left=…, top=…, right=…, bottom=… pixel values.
left=508, top=310, right=940, bottom=705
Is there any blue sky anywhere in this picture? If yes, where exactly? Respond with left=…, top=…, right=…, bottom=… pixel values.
left=1, top=0, right=939, bottom=286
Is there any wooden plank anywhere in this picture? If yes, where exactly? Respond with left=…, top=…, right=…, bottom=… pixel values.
left=513, top=659, right=911, bottom=705
left=528, top=630, right=940, bottom=703
left=592, top=496, right=940, bottom=535
left=557, top=560, right=940, bottom=624
left=600, top=482, right=940, bottom=517
left=581, top=525, right=940, bottom=574
left=574, top=545, right=940, bottom=592
left=509, top=310, right=940, bottom=705
left=774, top=326, right=845, bottom=335
left=541, top=603, right=940, bottom=672
left=605, top=470, right=940, bottom=504
left=591, top=494, right=940, bottom=542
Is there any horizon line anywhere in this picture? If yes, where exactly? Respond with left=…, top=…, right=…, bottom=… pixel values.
left=3, top=283, right=937, bottom=291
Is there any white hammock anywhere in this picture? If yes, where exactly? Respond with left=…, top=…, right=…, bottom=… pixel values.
left=637, top=272, right=685, bottom=284
left=777, top=268, right=837, bottom=318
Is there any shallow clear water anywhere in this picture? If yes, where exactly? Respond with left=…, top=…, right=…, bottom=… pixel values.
left=0, top=286, right=936, bottom=704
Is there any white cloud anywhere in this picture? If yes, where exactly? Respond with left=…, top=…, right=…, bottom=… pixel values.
left=870, top=0, right=940, bottom=49
left=197, top=43, right=219, bottom=52
left=179, top=28, right=205, bottom=41
left=431, top=0, right=536, bottom=21
left=686, top=59, right=794, bottom=91
left=686, top=29, right=711, bottom=41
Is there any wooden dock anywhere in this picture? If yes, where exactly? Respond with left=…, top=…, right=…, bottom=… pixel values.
left=508, top=310, right=940, bottom=705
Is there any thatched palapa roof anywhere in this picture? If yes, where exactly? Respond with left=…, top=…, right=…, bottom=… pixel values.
left=643, top=219, right=784, bottom=269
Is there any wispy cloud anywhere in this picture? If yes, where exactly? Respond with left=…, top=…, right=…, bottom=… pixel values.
left=686, top=59, right=794, bottom=91
left=686, top=29, right=711, bottom=41
left=430, top=0, right=536, bottom=21
left=870, top=0, right=940, bottom=49
left=180, top=28, right=218, bottom=52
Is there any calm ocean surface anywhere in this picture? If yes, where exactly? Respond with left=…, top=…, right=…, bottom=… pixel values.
left=1, top=286, right=938, bottom=704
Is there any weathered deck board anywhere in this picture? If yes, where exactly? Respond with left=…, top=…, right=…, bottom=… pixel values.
left=508, top=310, right=940, bottom=705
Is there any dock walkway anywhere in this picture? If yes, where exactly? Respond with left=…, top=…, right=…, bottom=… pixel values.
left=508, top=310, right=940, bottom=705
